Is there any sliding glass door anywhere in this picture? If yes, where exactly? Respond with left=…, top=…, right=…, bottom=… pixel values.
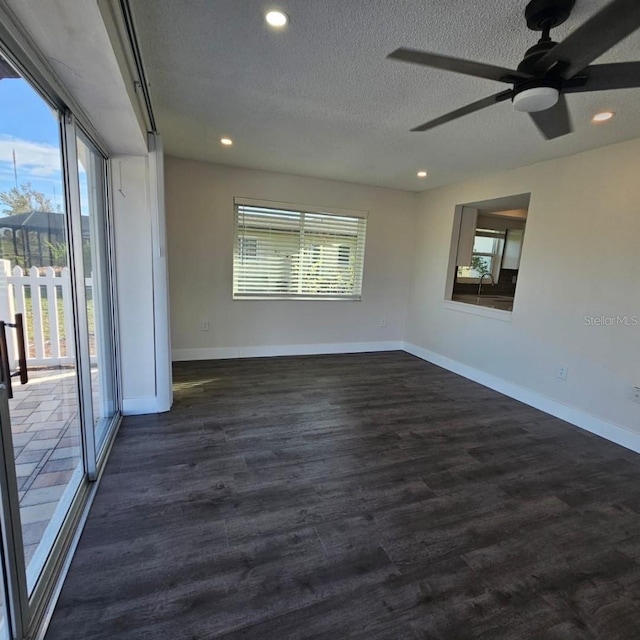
left=76, top=135, right=118, bottom=455
left=0, top=47, right=120, bottom=639
left=0, top=50, right=85, bottom=599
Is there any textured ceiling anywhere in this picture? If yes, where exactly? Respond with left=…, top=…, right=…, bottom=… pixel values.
left=131, top=0, right=640, bottom=191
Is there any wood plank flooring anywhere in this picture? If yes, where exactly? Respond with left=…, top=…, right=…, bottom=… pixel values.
left=45, top=352, right=640, bottom=639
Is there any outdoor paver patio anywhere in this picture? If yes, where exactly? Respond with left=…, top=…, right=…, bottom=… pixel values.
left=9, top=368, right=84, bottom=564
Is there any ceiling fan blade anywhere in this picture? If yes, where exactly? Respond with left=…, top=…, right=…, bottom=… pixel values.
left=531, top=0, right=640, bottom=79
left=411, top=90, right=513, bottom=132
left=564, top=62, right=640, bottom=93
left=528, top=94, right=572, bottom=139
left=388, top=48, right=529, bottom=83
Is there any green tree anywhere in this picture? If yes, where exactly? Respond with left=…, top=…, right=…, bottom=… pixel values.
left=0, top=182, right=58, bottom=216
left=44, top=240, right=68, bottom=268
left=44, top=239, right=93, bottom=271
left=470, top=255, right=491, bottom=277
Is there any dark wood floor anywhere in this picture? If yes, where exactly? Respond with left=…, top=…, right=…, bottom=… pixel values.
left=45, top=352, right=640, bottom=639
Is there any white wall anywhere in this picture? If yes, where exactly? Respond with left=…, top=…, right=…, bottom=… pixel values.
left=405, top=136, right=640, bottom=441
left=165, top=157, right=417, bottom=360
left=112, top=154, right=172, bottom=414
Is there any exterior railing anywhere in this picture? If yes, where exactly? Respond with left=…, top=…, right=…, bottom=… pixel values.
left=0, top=259, right=93, bottom=367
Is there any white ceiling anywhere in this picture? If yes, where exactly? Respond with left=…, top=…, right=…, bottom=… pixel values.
left=131, top=0, right=640, bottom=192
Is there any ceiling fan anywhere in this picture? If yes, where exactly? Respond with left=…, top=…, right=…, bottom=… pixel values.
left=387, top=0, right=640, bottom=139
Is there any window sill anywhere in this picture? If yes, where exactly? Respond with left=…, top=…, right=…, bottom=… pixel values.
left=442, top=300, right=513, bottom=322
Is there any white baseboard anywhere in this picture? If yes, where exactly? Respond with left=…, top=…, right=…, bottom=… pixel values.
left=403, top=342, right=640, bottom=455
left=122, top=396, right=166, bottom=415
left=172, top=341, right=404, bottom=362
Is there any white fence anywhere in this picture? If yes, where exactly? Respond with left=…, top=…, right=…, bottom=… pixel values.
left=0, top=259, right=93, bottom=367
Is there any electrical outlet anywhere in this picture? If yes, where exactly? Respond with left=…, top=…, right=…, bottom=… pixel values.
left=200, top=320, right=210, bottom=331
left=633, top=387, right=640, bottom=404
left=379, top=317, right=387, bottom=327
left=556, top=364, right=568, bottom=380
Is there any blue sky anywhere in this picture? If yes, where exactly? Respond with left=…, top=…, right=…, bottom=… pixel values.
left=0, top=76, right=88, bottom=215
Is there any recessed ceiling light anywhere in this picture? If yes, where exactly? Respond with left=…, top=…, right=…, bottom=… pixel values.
left=417, top=170, right=428, bottom=178
left=592, top=111, right=615, bottom=123
left=220, top=137, right=233, bottom=146
left=265, top=10, right=289, bottom=28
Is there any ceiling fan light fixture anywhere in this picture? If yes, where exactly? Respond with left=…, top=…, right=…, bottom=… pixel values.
left=512, top=86, right=560, bottom=113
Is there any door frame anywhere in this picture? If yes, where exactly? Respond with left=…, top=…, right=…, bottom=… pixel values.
left=0, top=383, right=27, bottom=639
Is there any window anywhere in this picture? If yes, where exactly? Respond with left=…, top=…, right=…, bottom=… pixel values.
left=233, top=199, right=367, bottom=299
left=456, top=230, right=505, bottom=279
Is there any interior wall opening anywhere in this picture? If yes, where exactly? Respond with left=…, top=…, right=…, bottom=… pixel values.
left=448, top=193, right=531, bottom=313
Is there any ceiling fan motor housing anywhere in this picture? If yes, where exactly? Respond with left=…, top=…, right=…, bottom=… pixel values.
left=519, top=0, right=576, bottom=74
left=518, top=39, right=558, bottom=74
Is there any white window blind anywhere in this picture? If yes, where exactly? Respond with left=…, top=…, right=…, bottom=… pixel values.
left=233, top=201, right=367, bottom=300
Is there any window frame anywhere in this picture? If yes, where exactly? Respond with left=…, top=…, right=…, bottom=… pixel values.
left=232, top=197, right=368, bottom=301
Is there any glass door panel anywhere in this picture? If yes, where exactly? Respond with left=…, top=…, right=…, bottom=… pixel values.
left=76, top=135, right=116, bottom=453
left=0, top=52, right=84, bottom=596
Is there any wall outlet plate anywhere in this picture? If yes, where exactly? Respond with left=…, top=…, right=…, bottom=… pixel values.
left=556, top=364, right=568, bottom=380
left=633, top=387, right=640, bottom=404
left=379, top=317, right=387, bottom=327
left=200, top=321, right=210, bottom=331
